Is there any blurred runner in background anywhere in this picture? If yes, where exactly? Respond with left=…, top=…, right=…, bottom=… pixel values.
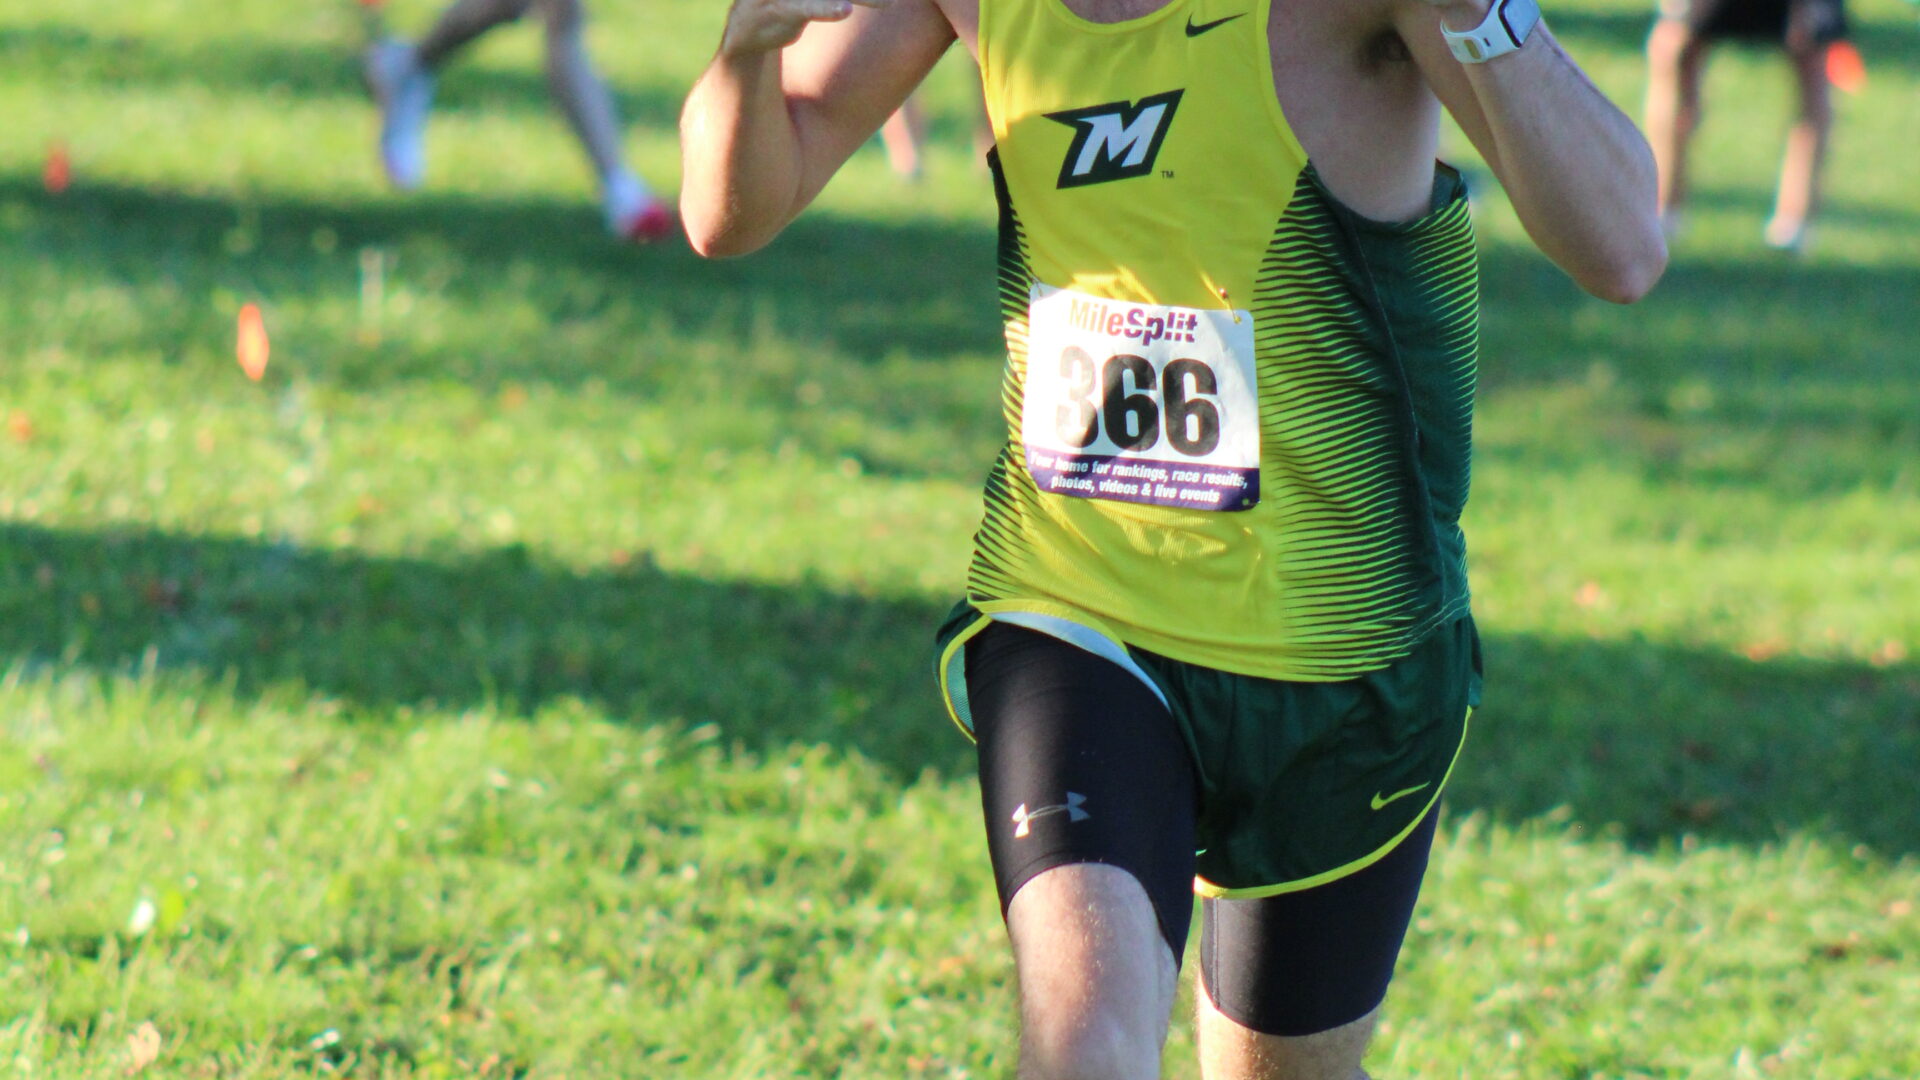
left=1645, top=0, right=1850, bottom=252
left=878, top=68, right=994, bottom=182
left=880, top=95, right=931, bottom=179
left=363, top=0, right=674, bottom=242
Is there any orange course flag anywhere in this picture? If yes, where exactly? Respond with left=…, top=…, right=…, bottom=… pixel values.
left=237, top=303, right=270, bottom=381
left=44, top=141, right=71, bottom=195
left=1827, top=41, right=1866, bottom=95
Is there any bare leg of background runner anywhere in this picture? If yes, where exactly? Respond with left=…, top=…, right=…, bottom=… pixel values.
left=533, top=0, right=629, bottom=184
left=405, top=0, right=663, bottom=237
left=416, top=0, right=627, bottom=183
left=1765, top=42, right=1831, bottom=250
left=1006, top=864, right=1176, bottom=1080
left=1644, top=19, right=1712, bottom=231
left=881, top=96, right=927, bottom=180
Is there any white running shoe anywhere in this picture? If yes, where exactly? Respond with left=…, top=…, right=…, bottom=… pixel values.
left=1763, top=216, right=1810, bottom=256
left=363, top=39, right=435, bottom=190
left=603, top=172, right=675, bottom=244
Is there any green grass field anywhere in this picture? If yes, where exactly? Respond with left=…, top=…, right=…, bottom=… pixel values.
left=2, top=0, right=1917, bottom=1075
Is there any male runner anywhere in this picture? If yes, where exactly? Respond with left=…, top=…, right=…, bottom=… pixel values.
left=1644, top=0, right=1850, bottom=251
left=364, top=0, right=673, bottom=241
left=682, top=0, right=1664, bottom=1076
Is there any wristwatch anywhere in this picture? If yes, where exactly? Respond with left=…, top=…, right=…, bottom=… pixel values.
left=1442, top=0, right=1542, bottom=63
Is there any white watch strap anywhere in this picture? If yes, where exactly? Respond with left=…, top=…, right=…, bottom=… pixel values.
left=1443, top=0, right=1542, bottom=64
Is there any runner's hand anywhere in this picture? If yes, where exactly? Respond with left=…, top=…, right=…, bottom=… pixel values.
left=721, top=0, right=895, bottom=57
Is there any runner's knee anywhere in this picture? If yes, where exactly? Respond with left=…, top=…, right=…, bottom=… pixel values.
left=1648, top=20, right=1711, bottom=86
left=1787, top=51, right=1833, bottom=122
left=1019, top=1012, right=1162, bottom=1080
left=1646, top=18, right=1692, bottom=65
left=1006, top=864, right=1177, bottom=1080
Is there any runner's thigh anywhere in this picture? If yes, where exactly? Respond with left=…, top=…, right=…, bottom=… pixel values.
left=1199, top=805, right=1440, bottom=1036
left=966, top=620, right=1201, bottom=956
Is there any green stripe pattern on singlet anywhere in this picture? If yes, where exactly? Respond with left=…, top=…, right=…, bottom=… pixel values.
left=1389, top=175, right=1481, bottom=607
left=968, top=151, right=1041, bottom=602
left=1242, top=167, right=1480, bottom=669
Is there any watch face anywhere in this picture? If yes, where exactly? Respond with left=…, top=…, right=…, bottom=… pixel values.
left=1446, top=0, right=1538, bottom=61
left=1502, top=0, right=1543, bottom=45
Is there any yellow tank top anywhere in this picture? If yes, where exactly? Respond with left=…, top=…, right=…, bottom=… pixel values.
left=970, top=0, right=1481, bottom=680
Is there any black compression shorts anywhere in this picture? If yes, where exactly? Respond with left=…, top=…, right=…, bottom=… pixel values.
left=964, top=620, right=1447, bottom=1036
left=1664, top=0, right=1849, bottom=47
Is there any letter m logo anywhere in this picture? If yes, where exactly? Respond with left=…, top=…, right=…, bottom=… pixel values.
left=1045, top=90, right=1184, bottom=189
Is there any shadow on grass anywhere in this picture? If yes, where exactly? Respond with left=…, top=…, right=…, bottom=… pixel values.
left=1475, top=242, right=1920, bottom=389
left=0, top=521, right=959, bottom=778
left=4, top=522, right=1917, bottom=856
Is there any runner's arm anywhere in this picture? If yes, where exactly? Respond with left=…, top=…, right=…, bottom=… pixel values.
left=680, top=0, right=956, bottom=257
left=1396, top=1, right=1667, bottom=303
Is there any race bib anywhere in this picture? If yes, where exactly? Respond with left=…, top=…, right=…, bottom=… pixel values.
left=1022, top=284, right=1260, bottom=512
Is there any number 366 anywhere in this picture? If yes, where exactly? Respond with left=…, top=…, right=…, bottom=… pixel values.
left=1054, top=346, right=1222, bottom=457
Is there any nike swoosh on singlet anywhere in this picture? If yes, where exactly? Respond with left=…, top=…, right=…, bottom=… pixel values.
left=1370, top=783, right=1431, bottom=811
left=1184, top=12, right=1247, bottom=36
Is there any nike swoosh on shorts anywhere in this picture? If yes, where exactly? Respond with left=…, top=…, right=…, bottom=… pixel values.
left=1370, top=783, right=1431, bottom=811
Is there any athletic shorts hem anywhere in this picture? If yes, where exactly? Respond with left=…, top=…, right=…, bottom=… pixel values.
left=1002, top=856, right=1191, bottom=965
left=936, top=598, right=1144, bottom=742
left=936, top=610, right=995, bottom=743
left=1192, top=708, right=1472, bottom=900
left=1200, top=975, right=1388, bottom=1039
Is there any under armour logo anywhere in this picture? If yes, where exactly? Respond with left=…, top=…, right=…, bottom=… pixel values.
left=1011, top=792, right=1091, bottom=838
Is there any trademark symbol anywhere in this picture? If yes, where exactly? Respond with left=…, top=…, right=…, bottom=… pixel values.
left=1161, top=170, right=1175, bottom=179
